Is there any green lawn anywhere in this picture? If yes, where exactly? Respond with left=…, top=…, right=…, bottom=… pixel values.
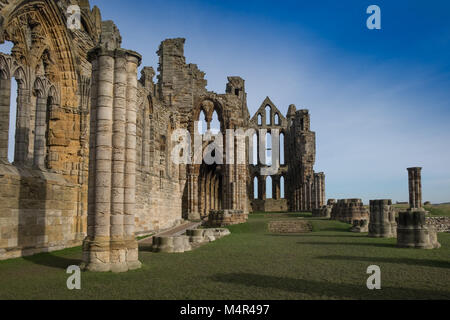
left=393, top=203, right=450, bottom=217
left=0, top=213, right=449, bottom=300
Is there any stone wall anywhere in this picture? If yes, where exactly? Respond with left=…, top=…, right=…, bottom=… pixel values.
left=331, top=199, right=369, bottom=224
left=426, top=217, right=450, bottom=233
left=0, top=0, right=327, bottom=262
left=0, top=164, right=83, bottom=260
left=268, top=220, right=312, bottom=233
left=207, top=210, right=248, bottom=227
left=251, top=199, right=288, bottom=212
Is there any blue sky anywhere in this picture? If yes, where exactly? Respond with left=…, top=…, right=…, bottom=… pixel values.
left=4, top=0, right=450, bottom=203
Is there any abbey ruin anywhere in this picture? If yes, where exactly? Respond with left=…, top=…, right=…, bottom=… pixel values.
left=0, top=0, right=326, bottom=268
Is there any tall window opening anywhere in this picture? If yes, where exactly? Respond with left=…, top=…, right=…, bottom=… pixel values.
left=198, top=110, right=207, bottom=135
left=252, top=133, right=258, bottom=165
left=280, top=132, right=285, bottom=165
left=266, top=132, right=272, bottom=166
left=266, top=176, right=273, bottom=199
left=8, top=78, right=17, bottom=163
left=210, top=110, right=220, bottom=134
left=265, top=105, right=271, bottom=125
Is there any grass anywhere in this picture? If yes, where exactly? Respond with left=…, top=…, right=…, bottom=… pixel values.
left=424, top=204, right=450, bottom=217
left=392, top=203, right=450, bottom=217
left=0, top=213, right=449, bottom=300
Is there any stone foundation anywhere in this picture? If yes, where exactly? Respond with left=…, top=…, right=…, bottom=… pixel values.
left=207, top=210, right=248, bottom=227
left=350, top=220, right=369, bottom=233
left=251, top=199, right=288, bottom=213
left=368, top=200, right=397, bottom=238
left=0, top=165, right=84, bottom=261
left=331, top=199, right=369, bottom=224
left=397, top=209, right=441, bottom=249
left=152, top=228, right=230, bottom=253
left=152, top=235, right=192, bottom=253
left=426, top=217, right=450, bottom=233
left=268, top=220, right=312, bottom=233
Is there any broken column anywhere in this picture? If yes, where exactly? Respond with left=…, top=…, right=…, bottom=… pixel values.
left=331, top=199, right=369, bottom=224
left=397, top=168, right=440, bottom=249
left=82, top=22, right=142, bottom=272
left=368, top=200, right=397, bottom=238
left=408, top=167, right=422, bottom=209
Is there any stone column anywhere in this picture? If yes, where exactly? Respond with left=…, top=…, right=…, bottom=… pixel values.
left=187, top=167, right=200, bottom=220
left=123, top=51, right=141, bottom=270
left=368, top=200, right=397, bottom=238
left=397, top=167, right=440, bottom=249
left=15, top=88, right=31, bottom=164
left=33, top=94, right=47, bottom=168
left=82, top=47, right=142, bottom=272
left=0, top=77, right=11, bottom=162
left=408, top=167, right=422, bottom=209
left=274, top=176, right=280, bottom=200
left=83, top=48, right=115, bottom=272
left=320, top=173, right=326, bottom=207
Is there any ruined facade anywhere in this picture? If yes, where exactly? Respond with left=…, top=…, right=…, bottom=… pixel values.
left=0, top=0, right=325, bottom=262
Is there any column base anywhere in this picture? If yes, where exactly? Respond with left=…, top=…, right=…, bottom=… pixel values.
left=82, top=238, right=142, bottom=273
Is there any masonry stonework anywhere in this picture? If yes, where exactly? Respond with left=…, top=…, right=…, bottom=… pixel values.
left=0, top=0, right=326, bottom=264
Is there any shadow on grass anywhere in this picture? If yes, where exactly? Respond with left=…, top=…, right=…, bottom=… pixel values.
left=297, top=241, right=395, bottom=248
left=22, top=252, right=81, bottom=270
left=139, top=244, right=153, bottom=253
left=318, top=227, right=351, bottom=232
left=210, top=273, right=450, bottom=299
left=318, top=255, right=450, bottom=269
left=305, top=234, right=366, bottom=238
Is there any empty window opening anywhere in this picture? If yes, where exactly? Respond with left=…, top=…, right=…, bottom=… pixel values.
left=252, top=133, right=258, bottom=165
left=266, top=132, right=272, bottom=166
left=8, top=78, right=18, bottom=163
left=210, top=111, right=220, bottom=134
left=198, top=110, right=207, bottom=134
left=266, top=176, right=273, bottom=199
left=280, top=176, right=285, bottom=199
left=265, top=105, right=271, bottom=125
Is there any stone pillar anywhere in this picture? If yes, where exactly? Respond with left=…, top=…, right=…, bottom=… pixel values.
left=33, top=94, right=47, bottom=168
left=398, top=168, right=440, bottom=249
left=0, top=77, right=11, bottom=162
left=274, top=176, right=280, bottom=200
left=82, top=47, right=142, bottom=272
left=397, top=209, right=440, bottom=249
left=15, top=88, right=31, bottom=164
left=123, top=51, right=141, bottom=270
left=408, top=167, right=422, bottom=209
left=187, top=168, right=200, bottom=220
left=368, top=200, right=397, bottom=238
left=259, top=176, right=266, bottom=200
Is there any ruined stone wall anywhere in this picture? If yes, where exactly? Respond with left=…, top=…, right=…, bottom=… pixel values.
left=331, top=199, right=369, bottom=224
left=0, top=0, right=100, bottom=260
left=285, top=107, right=324, bottom=212
left=0, top=165, right=82, bottom=259
left=0, top=0, right=327, bottom=262
left=251, top=199, right=288, bottom=213
left=135, top=75, right=183, bottom=234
